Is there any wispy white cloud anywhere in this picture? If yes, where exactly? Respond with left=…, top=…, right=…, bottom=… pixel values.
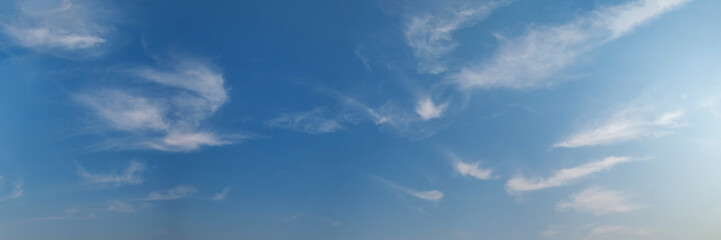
left=405, top=1, right=507, bottom=74
left=148, top=185, right=197, bottom=201
left=106, top=200, right=136, bottom=213
left=453, top=0, right=691, bottom=89
left=540, top=224, right=651, bottom=240
left=412, top=190, right=444, bottom=201
left=0, top=184, right=23, bottom=201
left=76, top=56, right=238, bottom=152
left=0, top=176, right=23, bottom=201
left=554, top=107, right=686, bottom=148
left=134, top=58, right=228, bottom=113
left=76, top=160, right=147, bottom=186
left=211, top=186, right=230, bottom=201
left=354, top=46, right=370, bottom=70
left=268, top=94, right=450, bottom=138
left=506, top=156, right=633, bottom=193
left=147, top=132, right=231, bottom=152
left=1, top=0, right=114, bottom=58
left=4, top=26, right=104, bottom=49
left=446, top=152, right=495, bottom=180
left=333, top=94, right=449, bottom=140
left=373, top=175, right=443, bottom=201
left=557, top=187, right=644, bottom=215
left=585, top=225, right=651, bottom=240
left=346, top=99, right=404, bottom=126
left=415, top=97, right=448, bottom=120
left=266, top=107, right=343, bottom=134
left=76, top=90, right=167, bottom=132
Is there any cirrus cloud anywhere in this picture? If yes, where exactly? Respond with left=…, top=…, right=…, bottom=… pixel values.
left=76, top=55, right=241, bottom=152
left=372, top=175, right=443, bottom=201
left=148, top=185, right=197, bottom=201
left=554, top=107, right=686, bottom=148
left=1, top=0, right=116, bottom=58
left=506, top=156, right=633, bottom=193
left=404, top=0, right=508, bottom=74
left=76, top=160, right=147, bottom=186
left=556, top=187, right=645, bottom=215
left=453, top=0, right=691, bottom=89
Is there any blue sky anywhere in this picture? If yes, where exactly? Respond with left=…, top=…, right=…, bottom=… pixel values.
left=1, top=0, right=721, bottom=239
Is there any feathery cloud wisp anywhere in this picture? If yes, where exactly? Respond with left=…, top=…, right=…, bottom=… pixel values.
left=4, top=26, right=104, bottom=49
left=76, top=90, right=167, bottom=131
left=453, top=0, right=691, bottom=89
left=373, top=175, right=443, bottom=201
left=76, top=160, right=147, bottom=186
left=557, top=187, right=644, bottom=215
left=148, top=185, right=197, bottom=201
left=76, top=56, right=236, bottom=152
left=506, top=156, right=633, bottom=193
left=405, top=1, right=506, bottom=74
left=412, top=190, right=444, bottom=201
left=333, top=93, right=449, bottom=140
left=0, top=176, right=23, bottom=201
left=1, top=0, right=114, bottom=58
left=554, top=108, right=685, bottom=148
left=268, top=93, right=450, bottom=139
left=266, top=107, right=343, bottom=134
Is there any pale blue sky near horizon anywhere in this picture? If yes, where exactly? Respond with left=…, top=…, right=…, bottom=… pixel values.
left=1, top=0, right=721, bottom=239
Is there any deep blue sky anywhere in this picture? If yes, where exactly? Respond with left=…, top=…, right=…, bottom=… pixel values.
left=1, top=0, right=721, bottom=239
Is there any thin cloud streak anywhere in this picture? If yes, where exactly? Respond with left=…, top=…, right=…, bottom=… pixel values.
left=267, top=93, right=450, bottom=139
left=1, top=0, right=114, bottom=58
left=0, top=176, right=23, bottom=201
left=554, top=108, right=686, bottom=148
left=106, top=200, right=136, bottom=213
left=453, top=0, right=691, bottom=89
left=76, top=160, right=147, bottom=186
left=506, top=156, right=633, bottom=193
left=372, top=175, right=443, bottom=201
left=147, top=185, right=197, bottom=201
left=4, top=26, right=104, bottom=49
left=266, top=107, right=343, bottom=134
left=332, top=93, right=449, bottom=140
left=585, top=225, right=651, bottom=240
left=557, top=187, right=644, bottom=215
left=0, top=184, right=23, bottom=202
